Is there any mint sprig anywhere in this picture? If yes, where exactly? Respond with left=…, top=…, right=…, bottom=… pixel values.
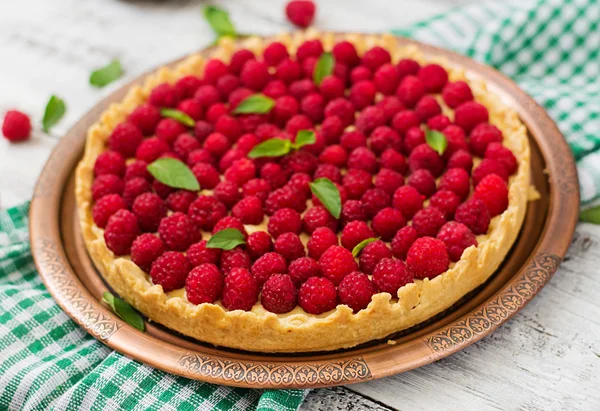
left=293, top=130, right=316, bottom=149
left=206, top=228, right=246, bottom=250
left=147, top=158, right=200, bottom=191
left=232, top=94, right=275, bottom=115
left=42, top=95, right=66, bottom=133
left=90, top=59, right=123, bottom=88
left=102, top=292, right=145, bottom=331
left=352, top=238, right=379, bottom=258
left=425, top=128, right=448, bottom=155
left=203, top=6, right=236, bottom=40
left=309, top=178, right=341, bottom=219
left=160, top=108, right=195, bottom=127
left=313, top=52, right=334, bottom=86
left=247, top=130, right=315, bottom=159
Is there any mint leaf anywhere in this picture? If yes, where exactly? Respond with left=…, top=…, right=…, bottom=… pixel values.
left=352, top=237, right=379, bottom=258
left=203, top=6, right=236, bottom=39
left=147, top=158, right=200, bottom=191
left=309, top=178, right=341, bottom=219
left=102, top=292, right=145, bottom=331
left=425, top=128, right=447, bottom=155
left=232, top=94, right=274, bottom=115
left=160, top=108, right=195, bottom=127
left=580, top=206, right=600, bottom=224
left=313, top=52, right=334, bottom=86
left=90, top=59, right=123, bottom=88
left=42, top=95, right=66, bottom=133
left=248, top=138, right=292, bottom=159
left=293, top=130, right=316, bottom=149
left=206, top=228, right=246, bottom=250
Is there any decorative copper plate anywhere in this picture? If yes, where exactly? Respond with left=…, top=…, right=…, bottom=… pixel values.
left=29, top=35, right=579, bottom=389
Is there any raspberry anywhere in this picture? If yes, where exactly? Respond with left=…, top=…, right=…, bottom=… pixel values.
left=371, top=207, right=406, bottom=241
left=324, top=98, right=355, bottom=127
left=92, top=174, right=124, bottom=201
left=319, top=145, right=347, bottom=168
left=454, top=198, right=491, bottom=235
left=442, top=81, right=473, bottom=109
left=341, top=200, right=367, bottom=225
left=177, top=98, right=204, bottom=120
left=372, top=258, right=413, bottom=294
left=203, top=59, right=229, bottom=85
left=396, top=76, right=425, bottom=108
left=276, top=59, right=303, bottom=84
left=407, top=169, right=436, bottom=198
left=469, top=123, right=503, bottom=157
left=186, top=240, right=221, bottom=267
left=474, top=173, right=509, bottom=217
left=255, top=123, right=281, bottom=141
left=92, top=194, right=126, bottom=228
left=231, top=196, right=263, bottom=225
left=173, top=133, right=201, bottom=161
left=392, top=185, right=424, bottom=219
left=281, top=150, right=318, bottom=175
left=107, top=122, right=143, bottom=158
left=319, top=115, right=344, bottom=144
left=205, top=102, right=229, bottom=124
left=104, top=209, right=140, bottom=255
left=298, top=275, right=339, bottom=315
left=213, top=180, right=242, bottom=208
left=295, top=39, right=323, bottom=62
left=333, top=63, right=350, bottom=83
left=190, top=163, right=219, bottom=190
left=406, top=237, right=449, bottom=280
left=429, top=190, right=461, bottom=220
left=391, top=110, right=420, bottom=136
left=212, top=216, right=248, bottom=238
left=403, top=127, right=425, bottom=154
left=185, top=264, right=223, bottom=304
left=242, top=178, right=271, bottom=202
left=376, top=96, right=404, bottom=122
left=220, top=248, right=252, bottom=274
left=188, top=196, right=227, bottom=230
left=362, top=46, right=391, bottom=71
left=272, top=96, right=300, bottom=125
left=130, top=233, right=165, bottom=272
left=343, top=169, right=373, bottom=200
left=347, top=147, right=377, bottom=174
left=251, top=252, right=287, bottom=287
left=285, top=0, right=316, bottom=28
left=437, top=221, right=477, bottom=262
left=246, top=231, right=273, bottom=260
left=412, top=206, right=446, bottom=237
left=349, top=80, right=376, bottom=110
left=156, top=118, right=187, bottom=145
left=263, top=80, right=288, bottom=99
left=228, top=88, right=254, bottom=109
left=307, top=227, right=338, bottom=260
left=380, top=149, right=407, bottom=174
left=150, top=251, right=190, bottom=292
left=484, top=142, right=518, bottom=175
left=261, top=274, right=297, bottom=313
left=302, top=206, right=338, bottom=234
left=302, top=56, right=318, bottom=79
left=94, top=151, right=126, bottom=177
left=415, top=95, right=442, bottom=121
left=361, top=188, right=391, bottom=219
left=375, top=168, right=404, bottom=195
left=123, top=177, right=151, bottom=207
left=428, top=114, right=452, bottom=132
left=194, top=85, right=221, bottom=108
left=320, top=76, right=345, bottom=100
left=447, top=149, right=474, bottom=173
left=442, top=125, right=468, bottom=159
left=135, top=138, right=169, bottom=163
left=397, top=58, right=420, bottom=77
left=340, top=130, right=367, bottom=151
left=408, top=144, right=445, bottom=177
left=300, top=93, right=325, bottom=123
left=288, top=257, right=320, bottom=286
left=285, top=114, right=313, bottom=135
left=215, top=115, right=243, bottom=142
left=263, top=41, right=289, bottom=66
left=391, top=226, right=418, bottom=260
left=125, top=161, right=152, bottom=182
left=359, top=240, right=392, bottom=274
left=221, top=268, right=259, bottom=311
left=2, top=110, right=31, bottom=142
left=158, top=212, right=199, bottom=251
left=373, top=63, right=400, bottom=95
left=274, top=232, right=305, bottom=261
left=439, top=168, right=471, bottom=200
left=152, top=181, right=175, bottom=199
left=338, top=272, right=376, bottom=312
left=149, top=83, right=180, bottom=108
left=350, top=66, right=372, bottom=84
left=333, top=41, right=360, bottom=67
left=472, top=158, right=509, bottom=187
left=236, top=134, right=260, bottom=154
left=418, top=64, right=448, bottom=93
left=229, top=49, right=255, bottom=75
left=174, top=75, right=204, bottom=99
left=265, top=186, right=304, bottom=215
left=356, top=106, right=386, bottom=135
left=267, top=208, right=301, bottom=238
left=132, top=192, right=167, bottom=232
left=224, top=158, right=256, bottom=187
left=240, top=60, right=270, bottom=91
left=302, top=132, right=327, bottom=156
left=216, top=74, right=241, bottom=99
left=319, top=245, right=358, bottom=285
left=454, top=101, right=489, bottom=134
left=314, top=164, right=342, bottom=183
left=371, top=127, right=401, bottom=155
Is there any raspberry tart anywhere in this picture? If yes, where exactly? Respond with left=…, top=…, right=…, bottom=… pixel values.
left=76, top=31, right=532, bottom=352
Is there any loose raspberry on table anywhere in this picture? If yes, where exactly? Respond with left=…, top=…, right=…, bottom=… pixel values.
left=194, top=85, right=222, bottom=110
left=349, top=80, right=377, bottom=110
left=418, top=63, right=448, bottom=93
left=307, top=227, right=338, bottom=260
left=375, top=168, right=404, bottom=196
left=298, top=277, right=337, bottom=314
left=174, top=75, right=204, bottom=99
left=261, top=274, right=297, bottom=314
left=104, top=209, right=140, bottom=255
left=340, top=220, right=375, bottom=250
left=403, top=126, right=425, bottom=154
left=472, top=158, right=509, bottom=187
left=361, top=188, right=391, bottom=219
left=188, top=196, right=227, bottom=231
left=319, top=145, right=347, bottom=168
left=356, top=106, right=387, bottom=136
left=242, top=178, right=271, bottom=203
left=474, top=173, right=509, bottom=217
left=380, top=149, right=407, bottom=174
left=286, top=0, right=316, bottom=28
left=122, top=177, right=151, bottom=207
left=350, top=66, right=372, bottom=84
left=454, top=198, right=491, bottom=235
left=318, top=245, right=358, bottom=285
left=484, top=142, right=518, bottom=175
left=136, top=137, right=170, bottom=163
left=94, top=150, right=126, bottom=177
left=221, top=268, right=259, bottom=311
left=2, top=110, right=31, bottom=142
left=397, top=58, right=420, bottom=77
left=396, top=75, right=425, bottom=108
left=231, top=195, right=263, bottom=225
left=391, top=225, right=418, bottom=260
left=246, top=231, right=273, bottom=260
left=437, top=221, right=477, bottom=262
left=320, top=76, right=345, bottom=100
left=347, top=147, right=377, bottom=174
left=469, top=123, right=503, bottom=157
left=338, top=272, right=376, bottom=313
left=131, top=233, right=164, bottom=272
left=359, top=240, right=392, bottom=274
left=285, top=113, right=314, bottom=135
left=220, top=248, right=252, bottom=274
left=391, top=110, right=420, bottom=136
left=274, top=232, right=305, bottom=261
left=186, top=264, right=223, bottom=304
left=372, top=207, right=406, bottom=241
left=173, top=133, right=201, bottom=161
left=92, top=174, right=124, bottom=201
left=408, top=144, right=445, bottom=177
left=340, top=130, right=367, bottom=152
left=155, top=118, right=187, bottom=145
left=132, top=192, right=167, bottom=232
left=426, top=114, right=451, bottom=132
left=314, top=164, right=341, bottom=184
left=187, top=240, right=221, bottom=267
left=441, top=80, right=473, bottom=109
left=276, top=59, right=303, bottom=84
left=429, top=189, right=461, bottom=220
left=319, top=115, right=344, bottom=144
left=203, top=59, right=229, bottom=85
left=92, top=194, right=126, bottom=228
left=177, top=98, right=204, bottom=120
left=302, top=205, right=338, bottom=234
left=332, top=41, right=360, bottom=67
left=125, top=160, right=152, bottom=182
left=149, top=83, right=180, bottom=108
left=412, top=206, right=446, bottom=238
left=324, top=98, right=355, bottom=127
left=454, top=101, right=489, bottom=133
left=439, top=168, right=471, bottom=200
left=108, top=122, right=143, bottom=157
left=407, top=169, right=436, bottom=198
left=392, top=185, right=424, bottom=219
left=268, top=208, right=302, bottom=238
left=216, top=74, right=241, bottom=100
left=406, top=237, right=450, bottom=280
left=288, top=256, right=320, bottom=286
left=447, top=149, right=474, bottom=173
left=150, top=251, right=190, bottom=292
left=158, top=212, right=200, bottom=251
left=251, top=252, right=288, bottom=287
left=213, top=180, right=242, bottom=209
left=341, top=200, right=367, bottom=225
left=229, top=49, right=256, bottom=75
left=372, top=258, right=413, bottom=295
left=265, top=186, right=304, bottom=215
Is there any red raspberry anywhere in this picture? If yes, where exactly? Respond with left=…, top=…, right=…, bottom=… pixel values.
left=272, top=96, right=299, bottom=125
left=391, top=110, right=420, bottom=136
left=455, top=198, right=490, bottom=235
left=442, top=81, right=473, bottom=109
left=325, top=98, right=355, bottom=127
left=92, top=194, right=126, bottom=228
left=319, top=116, right=344, bottom=144
left=125, top=161, right=152, bottom=182
left=472, top=158, right=509, bottom=187
left=158, top=212, right=199, bottom=251
left=136, top=137, right=169, bottom=163
left=391, top=225, right=418, bottom=260
left=338, top=272, right=377, bottom=312
left=251, top=252, right=287, bottom=287
left=203, top=59, right=229, bottom=85
left=454, top=101, right=489, bottom=133
left=474, top=173, right=509, bottom=217
left=319, top=145, right=347, bottom=168
left=356, top=106, right=386, bottom=135
left=276, top=59, right=303, bottom=84
left=194, top=85, right=221, bottom=108
left=190, top=163, right=219, bottom=190
left=372, top=207, right=406, bottom=241
left=215, top=115, right=243, bottom=142
left=347, top=147, right=377, bottom=174
left=156, top=118, right=187, bottom=145
left=177, top=98, right=204, bottom=120
left=229, top=49, right=255, bottom=75
left=406, top=237, right=449, bottom=279
left=300, top=93, right=325, bottom=123
left=469, top=123, right=503, bottom=157
left=427, top=114, right=452, bottom=132
left=285, top=0, right=316, bottom=28
left=319, top=245, right=358, bottom=285
left=240, top=60, right=270, bottom=91
left=265, top=186, right=303, bottom=215
left=415, top=95, right=442, bottom=121
left=307, top=227, right=338, bottom=260
left=341, top=200, right=367, bottom=225
left=361, top=188, right=391, bottom=219
left=2, top=110, right=31, bottom=142
left=261, top=274, right=297, bottom=313
left=108, top=122, right=143, bottom=157
left=150, top=251, right=190, bottom=292
left=219, top=149, right=244, bottom=172
left=92, top=174, right=124, bottom=201
left=94, top=151, right=126, bottom=177
left=484, top=142, right=518, bottom=175
left=340, top=130, right=367, bottom=151
left=122, top=177, right=151, bottom=207
left=236, top=134, right=260, bottom=154
left=267, top=208, right=301, bottom=238
left=188, top=196, right=227, bottom=230
left=186, top=240, right=221, bottom=267
left=214, top=180, right=242, bottom=209
left=418, top=64, right=448, bottom=93
left=407, top=169, right=436, bottom=198
left=396, top=76, right=425, bottom=108
left=403, top=126, right=425, bottom=154
left=437, top=221, right=477, bottom=262
left=130, top=233, right=164, bottom=271
left=442, top=125, right=469, bottom=159
left=231, top=196, right=263, bottom=225
left=439, top=168, right=471, bottom=200
left=295, top=39, right=323, bottom=62
left=174, top=75, right=204, bottom=99
left=375, top=168, right=404, bottom=195
left=333, top=41, right=360, bottom=67
left=221, top=268, right=259, bottom=311
left=262, top=80, right=288, bottom=99
left=333, top=62, right=349, bottom=83
left=185, top=264, right=223, bottom=304
left=362, top=46, right=391, bottom=71
left=224, top=158, right=256, bottom=187
left=149, top=83, right=180, bottom=108
left=152, top=181, right=175, bottom=199
left=212, top=216, right=247, bottom=238
left=392, top=185, right=424, bottom=219
left=397, top=58, right=420, bottom=77
left=376, top=96, right=404, bottom=122
left=220, top=248, right=252, bottom=274
left=412, top=206, right=446, bottom=237
left=302, top=56, right=318, bottom=79
left=314, top=164, right=342, bottom=183
left=429, top=189, right=461, bottom=220
left=302, top=206, right=338, bottom=234
left=263, top=41, right=289, bottom=66
left=255, top=123, right=280, bottom=142
left=274, top=232, right=305, bottom=261
left=288, top=257, right=320, bottom=286
left=285, top=114, right=313, bottom=135
left=447, top=149, right=474, bottom=173
left=216, top=74, right=241, bottom=99
left=349, top=81, right=376, bottom=110
left=281, top=150, right=318, bottom=175
left=371, top=127, right=402, bottom=154
left=350, top=66, right=372, bottom=84
left=246, top=231, right=273, bottom=260
left=343, top=169, right=372, bottom=200
left=299, top=277, right=337, bottom=314
left=287, top=173, right=312, bottom=198
left=358, top=240, right=392, bottom=274
left=242, top=178, right=271, bottom=203
left=373, top=258, right=413, bottom=294
left=132, top=192, right=167, bottom=232
left=104, top=209, right=140, bottom=255
left=380, top=149, right=407, bottom=174
left=320, top=76, right=345, bottom=100
left=373, top=63, right=400, bottom=95
left=173, top=133, right=201, bottom=161
left=408, top=144, right=445, bottom=177
left=228, top=88, right=254, bottom=109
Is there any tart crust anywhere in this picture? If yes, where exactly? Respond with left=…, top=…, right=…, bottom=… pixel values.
left=75, top=31, right=531, bottom=353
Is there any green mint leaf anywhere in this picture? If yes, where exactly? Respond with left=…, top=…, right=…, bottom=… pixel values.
left=203, top=5, right=236, bottom=39
left=579, top=206, right=600, bottom=224
left=160, top=108, right=195, bottom=127
left=147, top=158, right=200, bottom=191
left=292, top=130, right=316, bottom=149
left=425, top=128, right=448, bottom=155
left=352, top=237, right=379, bottom=258
left=309, top=178, right=341, bottom=219
left=206, top=228, right=246, bottom=250
left=42, top=95, right=66, bottom=133
left=89, top=59, right=123, bottom=88
left=247, top=138, right=292, bottom=159
left=313, top=52, right=334, bottom=86
left=102, top=292, right=145, bottom=331
left=232, top=94, right=275, bottom=115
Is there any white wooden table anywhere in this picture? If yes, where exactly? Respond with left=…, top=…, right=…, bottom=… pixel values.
left=1, top=1, right=599, bottom=410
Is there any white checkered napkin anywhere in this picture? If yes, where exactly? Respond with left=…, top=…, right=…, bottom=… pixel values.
left=395, top=0, right=600, bottom=207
